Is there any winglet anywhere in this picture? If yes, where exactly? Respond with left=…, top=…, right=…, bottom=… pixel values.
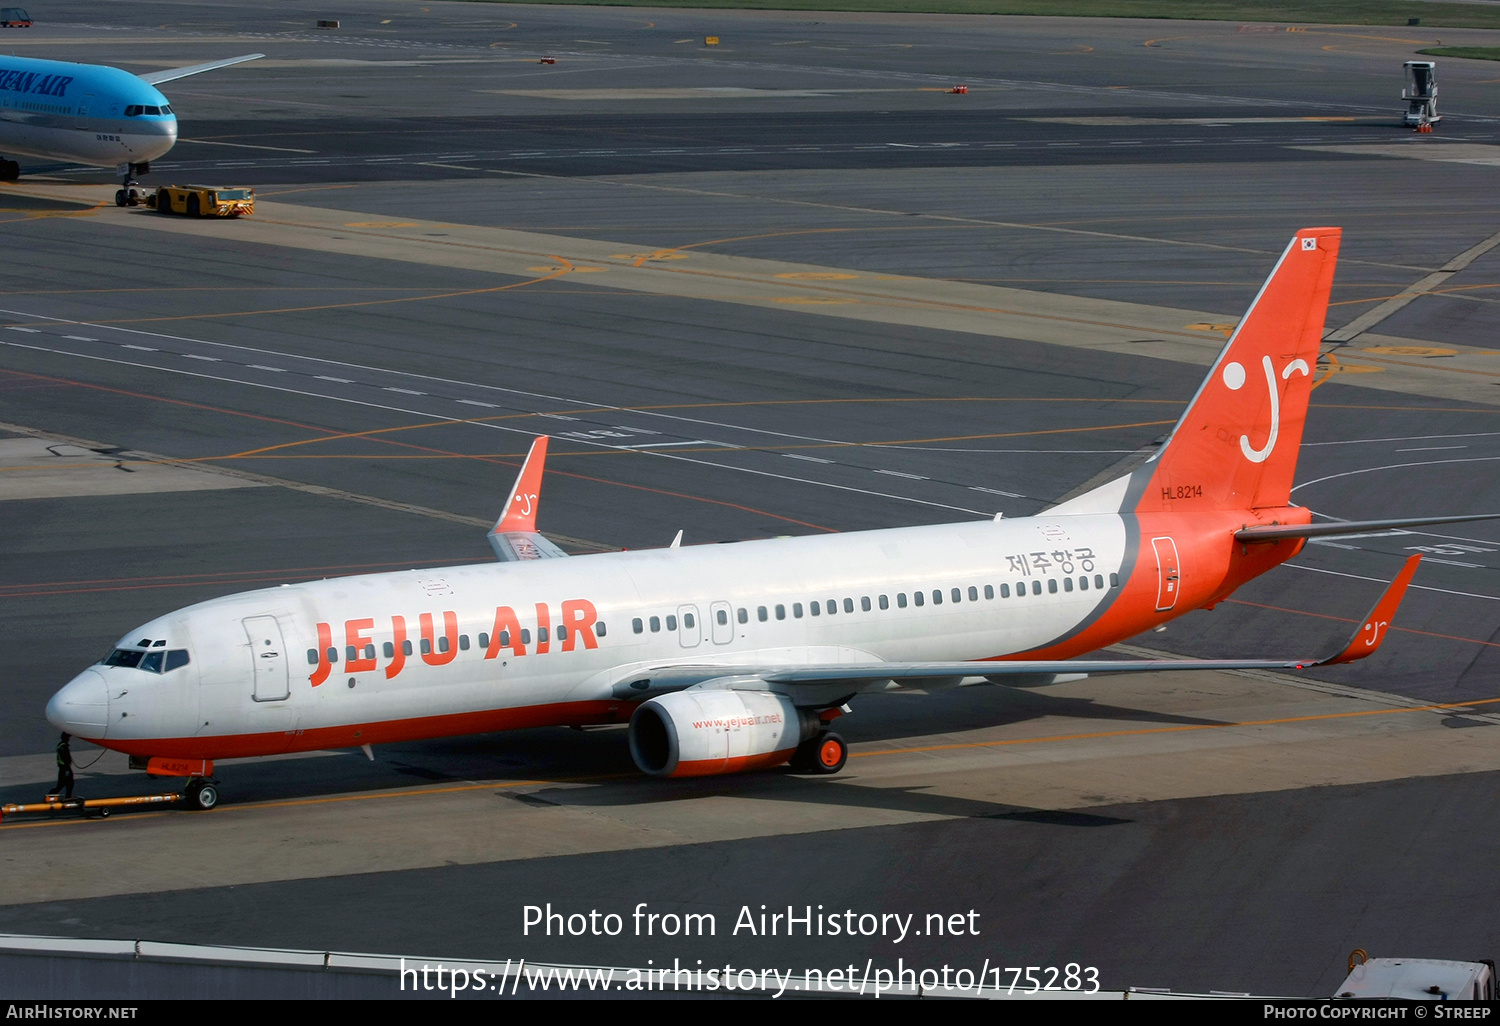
left=1316, top=554, right=1423, bottom=666
left=493, top=436, right=549, bottom=535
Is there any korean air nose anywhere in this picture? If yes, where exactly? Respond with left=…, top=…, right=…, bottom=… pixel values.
left=47, top=669, right=109, bottom=738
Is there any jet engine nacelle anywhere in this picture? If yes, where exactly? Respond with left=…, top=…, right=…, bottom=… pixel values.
left=628, top=688, right=819, bottom=777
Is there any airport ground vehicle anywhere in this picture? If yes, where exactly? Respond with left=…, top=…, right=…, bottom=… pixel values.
left=149, top=184, right=253, bottom=217
left=1336, top=952, right=1495, bottom=999
left=0, top=8, right=31, bottom=27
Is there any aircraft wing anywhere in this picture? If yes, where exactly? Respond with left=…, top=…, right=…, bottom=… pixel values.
left=140, top=54, right=265, bottom=86
left=612, top=555, right=1422, bottom=703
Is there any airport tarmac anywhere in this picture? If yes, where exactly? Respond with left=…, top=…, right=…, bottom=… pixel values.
left=3, top=1, right=1500, bottom=998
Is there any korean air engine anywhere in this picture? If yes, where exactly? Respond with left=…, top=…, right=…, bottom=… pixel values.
left=628, top=689, right=820, bottom=777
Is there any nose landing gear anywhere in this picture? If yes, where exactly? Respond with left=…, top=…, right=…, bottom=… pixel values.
left=184, top=777, right=220, bottom=811
left=0, top=159, right=18, bottom=181
left=114, top=161, right=151, bottom=207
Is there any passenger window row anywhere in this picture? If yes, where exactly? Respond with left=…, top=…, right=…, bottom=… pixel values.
left=627, top=572, right=1121, bottom=634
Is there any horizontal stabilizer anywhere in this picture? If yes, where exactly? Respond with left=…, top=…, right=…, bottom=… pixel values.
left=140, top=54, right=265, bottom=86
left=1236, top=513, right=1500, bottom=542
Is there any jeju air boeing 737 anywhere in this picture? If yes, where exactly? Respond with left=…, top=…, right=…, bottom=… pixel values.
left=0, top=51, right=261, bottom=196
left=42, top=228, right=1499, bottom=810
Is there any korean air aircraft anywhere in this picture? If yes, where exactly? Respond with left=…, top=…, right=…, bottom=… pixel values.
left=43, top=229, right=1498, bottom=811
left=0, top=52, right=262, bottom=197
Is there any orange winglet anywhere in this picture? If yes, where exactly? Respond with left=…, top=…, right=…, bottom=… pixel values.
left=1318, top=554, right=1423, bottom=666
left=493, top=436, right=549, bottom=534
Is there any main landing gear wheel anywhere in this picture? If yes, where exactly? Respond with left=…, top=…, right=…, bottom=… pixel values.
left=790, top=731, right=848, bottom=775
left=185, top=779, right=219, bottom=811
left=1, top=160, right=19, bottom=181
left=115, top=188, right=127, bottom=207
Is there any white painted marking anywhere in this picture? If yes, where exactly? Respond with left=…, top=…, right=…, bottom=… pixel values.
left=970, top=485, right=1023, bottom=498
left=5, top=326, right=39, bottom=333
left=183, top=354, right=221, bottom=362
left=315, top=375, right=353, bottom=383
left=122, top=344, right=157, bottom=352
left=875, top=469, right=928, bottom=480
left=1283, top=562, right=1500, bottom=602
left=62, top=335, right=97, bottom=342
left=784, top=454, right=833, bottom=464
left=457, top=399, right=499, bottom=408
left=249, top=364, right=287, bottom=372
left=1396, top=445, right=1468, bottom=452
left=384, top=387, right=426, bottom=395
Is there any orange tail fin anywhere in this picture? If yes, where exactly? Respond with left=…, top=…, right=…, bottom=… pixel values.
left=1134, top=228, right=1341, bottom=513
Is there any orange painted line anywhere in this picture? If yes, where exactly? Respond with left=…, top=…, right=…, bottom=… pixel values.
left=851, top=695, right=1500, bottom=759
left=0, top=773, right=636, bottom=830
left=1225, top=597, right=1500, bottom=651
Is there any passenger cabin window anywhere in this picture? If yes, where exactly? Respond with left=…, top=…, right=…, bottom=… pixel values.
left=984, top=585, right=994, bottom=599
left=969, top=586, right=979, bottom=601
left=737, top=608, right=748, bottom=624
left=478, top=634, right=489, bottom=650
left=1079, top=577, right=1088, bottom=591
left=403, top=640, right=414, bottom=655
left=846, top=598, right=856, bottom=613
left=521, top=629, right=532, bottom=645
left=420, top=639, right=432, bottom=654
left=826, top=600, right=836, bottom=615
left=1000, top=584, right=1010, bottom=598
left=758, top=606, right=769, bottom=622
left=878, top=595, right=888, bottom=610
left=861, top=596, right=871, bottom=612
left=932, top=590, right=941, bottom=605
left=459, top=635, right=470, bottom=651
left=327, top=647, right=339, bottom=663
left=809, top=602, right=820, bottom=617
left=666, top=616, right=677, bottom=631
left=595, top=622, right=606, bottom=637
left=1031, top=581, right=1042, bottom=596
left=1109, top=573, right=1119, bottom=588
left=775, top=604, right=786, bottom=620
left=1047, top=579, right=1058, bottom=594
left=1064, top=578, right=1074, bottom=593
left=683, top=613, right=694, bottom=629
left=792, top=603, right=803, bottom=618
left=537, top=627, right=549, bottom=644
left=650, top=616, right=661, bottom=633
left=633, top=618, right=644, bottom=634
left=557, top=626, right=568, bottom=643
left=499, top=630, right=511, bottom=647
left=897, top=593, right=908, bottom=608
left=952, top=588, right=962, bottom=603
left=1095, top=574, right=1105, bottom=590
left=717, top=609, right=729, bottom=626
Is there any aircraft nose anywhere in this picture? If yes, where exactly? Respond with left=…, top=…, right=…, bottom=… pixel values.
left=46, top=669, right=109, bottom=739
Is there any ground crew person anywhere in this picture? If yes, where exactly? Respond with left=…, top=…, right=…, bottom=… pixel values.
left=51, top=732, right=73, bottom=800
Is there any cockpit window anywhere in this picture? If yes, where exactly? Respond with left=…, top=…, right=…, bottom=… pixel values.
left=103, top=647, right=190, bottom=672
left=104, top=648, right=144, bottom=668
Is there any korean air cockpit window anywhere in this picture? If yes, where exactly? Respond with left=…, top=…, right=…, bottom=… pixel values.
left=104, top=648, right=144, bottom=668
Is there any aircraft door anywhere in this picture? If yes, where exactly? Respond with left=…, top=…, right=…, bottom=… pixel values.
left=710, top=601, right=733, bottom=645
left=678, top=604, right=701, bottom=648
left=1151, top=537, right=1181, bottom=612
left=74, top=94, right=93, bottom=128
left=243, top=615, right=290, bottom=701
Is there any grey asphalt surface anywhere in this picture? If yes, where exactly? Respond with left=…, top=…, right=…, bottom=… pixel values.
left=2, top=1, right=1499, bottom=999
